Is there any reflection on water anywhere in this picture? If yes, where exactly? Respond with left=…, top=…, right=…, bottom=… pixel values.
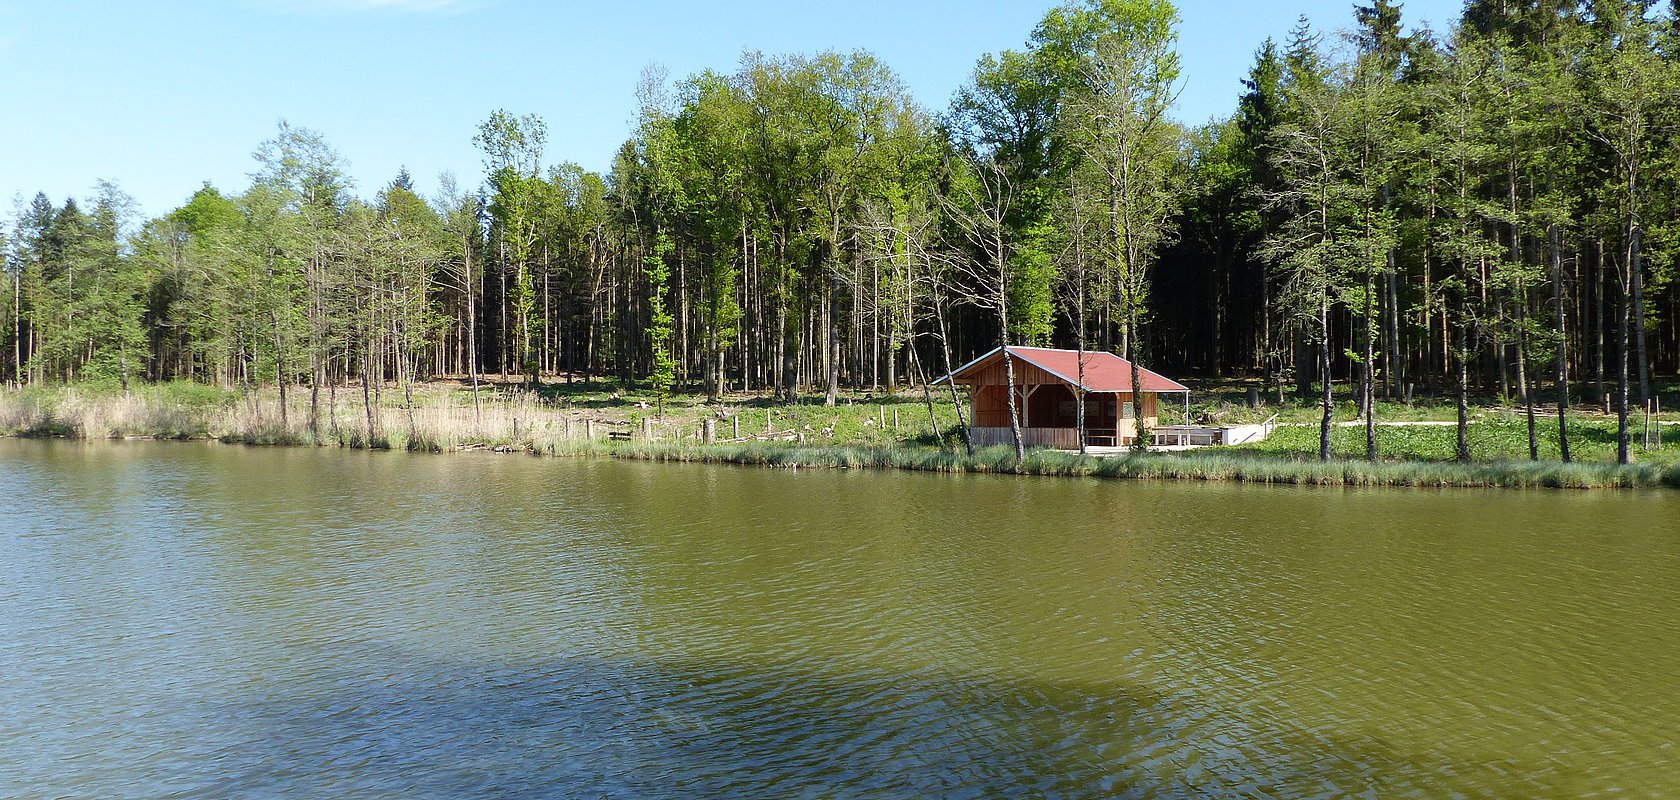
left=1, top=438, right=1677, bottom=798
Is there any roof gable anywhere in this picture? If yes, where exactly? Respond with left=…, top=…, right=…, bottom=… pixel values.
left=943, top=346, right=1188, bottom=393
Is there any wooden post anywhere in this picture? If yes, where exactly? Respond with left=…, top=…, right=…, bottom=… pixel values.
left=893, top=407, right=899, bottom=430
left=703, top=418, right=716, bottom=444
left=1645, top=399, right=1653, bottom=449
left=643, top=417, right=654, bottom=441
left=732, top=416, right=739, bottom=439
left=879, top=405, right=885, bottom=427
left=767, top=409, right=772, bottom=433
left=584, top=419, right=593, bottom=440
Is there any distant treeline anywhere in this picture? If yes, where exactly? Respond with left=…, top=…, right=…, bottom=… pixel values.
left=3, top=0, right=1679, bottom=462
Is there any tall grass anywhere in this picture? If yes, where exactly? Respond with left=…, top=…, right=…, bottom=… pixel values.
left=530, top=438, right=1679, bottom=489
left=0, top=385, right=217, bottom=439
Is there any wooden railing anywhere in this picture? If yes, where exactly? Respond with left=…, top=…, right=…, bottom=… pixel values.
left=969, top=426, right=1082, bottom=450
left=1150, top=426, right=1222, bottom=447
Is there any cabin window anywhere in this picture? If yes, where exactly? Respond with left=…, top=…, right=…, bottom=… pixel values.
left=1122, top=401, right=1135, bottom=419
left=1059, top=399, right=1104, bottom=417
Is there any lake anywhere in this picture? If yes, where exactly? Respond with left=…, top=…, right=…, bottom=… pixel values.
left=1, top=438, right=1677, bottom=798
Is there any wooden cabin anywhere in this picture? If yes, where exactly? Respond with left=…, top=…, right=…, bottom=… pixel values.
left=938, top=346, right=1191, bottom=449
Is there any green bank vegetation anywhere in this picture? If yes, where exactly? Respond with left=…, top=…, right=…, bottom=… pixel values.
left=5, top=380, right=1677, bottom=490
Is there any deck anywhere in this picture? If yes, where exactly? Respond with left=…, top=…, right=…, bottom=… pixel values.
left=969, top=415, right=1276, bottom=453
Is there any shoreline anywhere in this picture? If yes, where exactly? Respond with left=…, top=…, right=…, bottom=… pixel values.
left=4, top=385, right=1677, bottom=491
left=8, top=428, right=1678, bottom=492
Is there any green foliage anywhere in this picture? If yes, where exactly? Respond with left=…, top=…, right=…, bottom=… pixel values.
left=10, top=0, right=1680, bottom=475
left=645, top=234, right=677, bottom=409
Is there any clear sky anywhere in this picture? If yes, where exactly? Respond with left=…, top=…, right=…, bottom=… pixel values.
left=0, top=0, right=1461, bottom=218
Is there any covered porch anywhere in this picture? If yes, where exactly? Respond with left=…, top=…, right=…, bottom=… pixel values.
left=967, top=383, right=1165, bottom=448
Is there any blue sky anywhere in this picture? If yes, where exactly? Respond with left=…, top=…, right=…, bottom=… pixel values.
left=0, top=0, right=1460, bottom=218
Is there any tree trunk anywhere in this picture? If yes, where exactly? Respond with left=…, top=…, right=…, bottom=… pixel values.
left=362, top=350, right=378, bottom=447
left=1002, top=346, right=1025, bottom=463
left=1631, top=225, right=1651, bottom=407
left=1364, top=260, right=1378, bottom=462
left=1319, top=297, right=1334, bottom=462
left=1595, top=239, right=1607, bottom=412
left=825, top=277, right=839, bottom=407
left=1455, top=292, right=1472, bottom=463
left=12, top=271, right=21, bottom=386
left=272, top=308, right=289, bottom=433
left=1076, top=308, right=1088, bottom=456
left=1128, top=310, right=1148, bottom=452
left=932, top=289, right=973, bottom=457
left=1617, top=251, right=1632, bottom=465
left=1385, top=255, right=1402, bottom=400
left=1549, top=224, right=1571, bottom=463
left=1516, top=282, right=1537, bottom=461
left=908, top=337, right=941, bottom=445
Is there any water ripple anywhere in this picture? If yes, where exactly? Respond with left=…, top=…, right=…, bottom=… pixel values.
left=1, top=439, right=1678, bottom=798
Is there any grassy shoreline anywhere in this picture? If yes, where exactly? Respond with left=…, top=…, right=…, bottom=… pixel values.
left=3, top=383, right=1677, bottom=490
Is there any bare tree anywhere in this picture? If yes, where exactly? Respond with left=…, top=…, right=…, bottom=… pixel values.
left=1061, top=34, right=1183, bottom=450
left=942, top=155, right=1026, bottom=462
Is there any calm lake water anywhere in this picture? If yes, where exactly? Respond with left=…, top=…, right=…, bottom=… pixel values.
left=1, top=438, right=1678, bottom=798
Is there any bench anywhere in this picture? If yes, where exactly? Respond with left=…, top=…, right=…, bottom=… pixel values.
left=1085, top=428, right=1120, bottom=447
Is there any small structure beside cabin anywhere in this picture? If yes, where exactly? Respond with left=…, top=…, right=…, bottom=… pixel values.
left=937, top=346, right=1191, bottom=449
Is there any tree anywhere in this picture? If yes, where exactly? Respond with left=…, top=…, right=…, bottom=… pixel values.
left=1346, top=1, right=1409, bottom=461
left=1057, top=0, right=1183, bottom=449
left=436, top=172, right=486, bottom=425
left=1263, top=20, right=1353, bottom=461
left=475, top=109, right=548, bottom=388
left=252, top=120, right=350, bottom=434
left=645, top=233, right=677, bottom=412
left=1581, top=1, right=1677, bottom=462
left=943, top=154, right=1031, bottom=462
left=1422, top=26, right=1502, bottom=463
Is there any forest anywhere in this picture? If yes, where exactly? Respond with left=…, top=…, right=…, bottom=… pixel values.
left=4, top=0, right=1680, bottom=465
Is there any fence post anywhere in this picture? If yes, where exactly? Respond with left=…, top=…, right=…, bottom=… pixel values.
left=703, top=418, right=716, bottom=444
left=642, top=417, right=654, bottom=441
left=732, top=416, right=739, bottom=440
left=1645, top=399, right=1655, bottom=449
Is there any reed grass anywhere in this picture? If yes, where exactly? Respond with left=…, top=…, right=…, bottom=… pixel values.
left=564, top=441, right=1678, bottom=489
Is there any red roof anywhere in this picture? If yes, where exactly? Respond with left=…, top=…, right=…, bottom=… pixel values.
left=944, top=346, right=1190, bottom=393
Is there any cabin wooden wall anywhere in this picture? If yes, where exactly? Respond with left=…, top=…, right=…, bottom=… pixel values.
left=971, top=386, right=1160, bottom=435
left=969, top=426, right=1082, bottom=449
